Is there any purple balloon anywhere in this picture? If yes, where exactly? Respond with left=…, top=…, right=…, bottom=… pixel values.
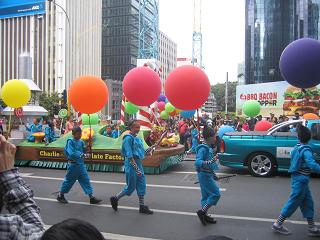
left=280, top=38, right=320, bottom=89
left=157, top=94, right=166, bottom=102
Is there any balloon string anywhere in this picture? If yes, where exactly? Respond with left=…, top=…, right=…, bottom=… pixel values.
left=88, top=114, right=92, bottom=154
left=197, top=109, right=200, bottom=143
left=6, top=108, right=12, bottom=140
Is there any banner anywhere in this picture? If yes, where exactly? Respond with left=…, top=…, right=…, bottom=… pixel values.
left=0, top=0, right=45, bottom=19
left=39, top=150, right=124, bottom=161
left=236, top=81, right=320, bottom=117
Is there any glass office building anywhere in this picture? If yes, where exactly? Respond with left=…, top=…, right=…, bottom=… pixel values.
left=102, top=0, right=158, bottom=81
left=245, top=0, right=320, bottom=84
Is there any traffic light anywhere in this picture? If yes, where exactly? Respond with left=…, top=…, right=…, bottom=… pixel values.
left=62, top=89, right=67, bottom=105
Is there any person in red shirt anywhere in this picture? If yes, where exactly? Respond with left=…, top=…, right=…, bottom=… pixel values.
left=178, top=120, right=188, bottom=144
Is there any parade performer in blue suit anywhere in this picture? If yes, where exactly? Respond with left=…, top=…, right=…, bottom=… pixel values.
left=57, top=126, right=101, bottom=204
left=43, top=119, right=56, bottom=144
left=195, top=126, right=220, bottom=225
left=111, top=125, right=121, bottom=138
left=110, top=120, right=153, bottom=214
left=272, top=125, right=320, bottom=236
left=26, top=118, right=42, bottom=142
left=187, top=124, right=199, bottom=154
left=103, top=126, right=113, bottom=137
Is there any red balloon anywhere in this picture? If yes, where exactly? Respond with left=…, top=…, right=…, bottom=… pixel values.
left=69, top=75, right=109, bottom=114
left=165, top=66, right=210, bottom=110
left=254, top=120, right=273, bottom=131
left=157, top=101, right=165, bottom=111
left=123, top=67, right=161, bottom=106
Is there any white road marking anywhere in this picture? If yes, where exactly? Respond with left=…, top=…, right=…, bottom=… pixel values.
left=37, top=197, right=318, bottom=226
left=20, top=173, right=34, bottom=177
left=44, top=225, right=160, bottom=240
left=172, top=171, right=236, bottom=176
left=23, top=175, right=226, bottom=191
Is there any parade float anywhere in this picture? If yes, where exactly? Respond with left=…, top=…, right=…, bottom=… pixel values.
left=14, top=123, right=185, bottom=174
left=5, top=62, right=211, bottom=174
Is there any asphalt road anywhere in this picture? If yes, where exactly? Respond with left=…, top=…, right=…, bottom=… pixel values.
left=18, top=159, right=320, bottom=240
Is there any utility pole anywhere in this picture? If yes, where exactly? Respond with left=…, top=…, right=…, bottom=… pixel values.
left=225, top=72, right=228, bottom=114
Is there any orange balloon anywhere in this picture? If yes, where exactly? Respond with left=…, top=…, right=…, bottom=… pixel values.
left=69, top=75, right=109, bottom=114
left=303, top=113, right=319, bottom=120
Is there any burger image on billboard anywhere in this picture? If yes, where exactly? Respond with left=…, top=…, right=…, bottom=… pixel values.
left=283, top=86, right=320, bottom=116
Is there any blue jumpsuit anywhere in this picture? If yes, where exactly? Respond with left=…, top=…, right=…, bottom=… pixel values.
left=121, top=134, right=146, bottom=197
left=195, top=144, right=220, bottom=207
left=26, top=124, right=42, bottom=142
left=60, top=139, right=93, bottom=195
left=189, top=128, right=199, bottom=153
left=44, top=126, right=56, bottom=143
left=280, top=144, right=320, bottom=219
left=111, top=129, right=121, bottom=138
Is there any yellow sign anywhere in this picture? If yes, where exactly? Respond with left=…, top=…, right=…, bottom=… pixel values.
left=38, top=150, right=124, bottom=161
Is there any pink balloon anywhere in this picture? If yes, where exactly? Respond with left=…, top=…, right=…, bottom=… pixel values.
left=157, top=101, right=166, bottom=111
left=123, top=67, right=161, bottom=106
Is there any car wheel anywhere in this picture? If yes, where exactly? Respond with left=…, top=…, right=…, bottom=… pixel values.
left=247, top=152, right=276, bottom=177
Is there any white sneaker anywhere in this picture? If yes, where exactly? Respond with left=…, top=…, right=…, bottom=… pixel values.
left=272, top=223, right=292, bottom=235
left=309, top=227, right=320, bottom=237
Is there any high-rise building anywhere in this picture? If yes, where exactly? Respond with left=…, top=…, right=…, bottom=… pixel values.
left=0, top=0, right=101, bottom=93
left=102, top=0, right=159, bottom=82
left=105, top=79, right=122, bottom=120
left=245, top=0, right=320, bottom=84
left=159, top=30, right=177, bottom=85
left=202, top=93, right=217, bottom=117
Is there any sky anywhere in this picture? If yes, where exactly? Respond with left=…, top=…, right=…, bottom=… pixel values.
left=159, top=0, right=245, bottom=85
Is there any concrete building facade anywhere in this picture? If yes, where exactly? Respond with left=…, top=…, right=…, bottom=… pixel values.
left=158, top=30, right=177, bottom=83
left=0, top=0, right=101, bottom=93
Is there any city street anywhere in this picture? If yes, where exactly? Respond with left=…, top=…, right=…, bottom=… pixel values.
left=19, top=160, right=320, bottom=240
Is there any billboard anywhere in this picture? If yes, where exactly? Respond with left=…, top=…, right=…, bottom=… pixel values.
left=0, top=0, right=45, bottom=19
left=236, top=81, right=320, bottom=117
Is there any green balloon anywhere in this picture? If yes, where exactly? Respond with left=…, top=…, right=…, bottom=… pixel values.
left=58, top=109, right=68, bottom=119
left=160, top=110, right=169, bottom=120
left=125, top=102, right=139, bottom=114
left=165, top=103, right=175, bottom=113
left=81, top=113, right=100, bottom=125
left=242, top=100, right=261, bottom=117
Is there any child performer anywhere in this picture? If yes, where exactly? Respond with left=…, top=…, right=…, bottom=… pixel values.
left=110, top=120, right=153, bottom=214
left=112, top=124, right=121, bottom=138
left=26, top=118, right=42, bottom=142
left=43, top=119, right=56, bottom=145
left=103, top=126, right=113, bottom=138
left=57, top=126, right=101, bottom=205
left=195, top=126, right=220, bottom=225
left=272, top=125, right=320, bottom=236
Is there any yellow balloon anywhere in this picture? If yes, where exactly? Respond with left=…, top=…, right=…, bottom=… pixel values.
left=176, top=109, right=183, bottom=114
left=1, top=80, right=31, bottom=108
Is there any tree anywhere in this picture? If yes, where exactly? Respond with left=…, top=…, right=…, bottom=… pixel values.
left=38, top=92, right=61, bottom=117
left=211, top=81, right=237, bottom=113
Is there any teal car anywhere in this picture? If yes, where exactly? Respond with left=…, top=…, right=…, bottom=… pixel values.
left=218, top=120, right=320, bottom=177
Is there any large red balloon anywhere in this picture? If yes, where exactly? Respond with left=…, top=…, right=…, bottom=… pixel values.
left=69, top=75, right=109, bottom=114
left=123, top=67, right=161, bottom=106
left=254, top=120, right=273, bottom=131
left=165, top=66, right=210, bottom=110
